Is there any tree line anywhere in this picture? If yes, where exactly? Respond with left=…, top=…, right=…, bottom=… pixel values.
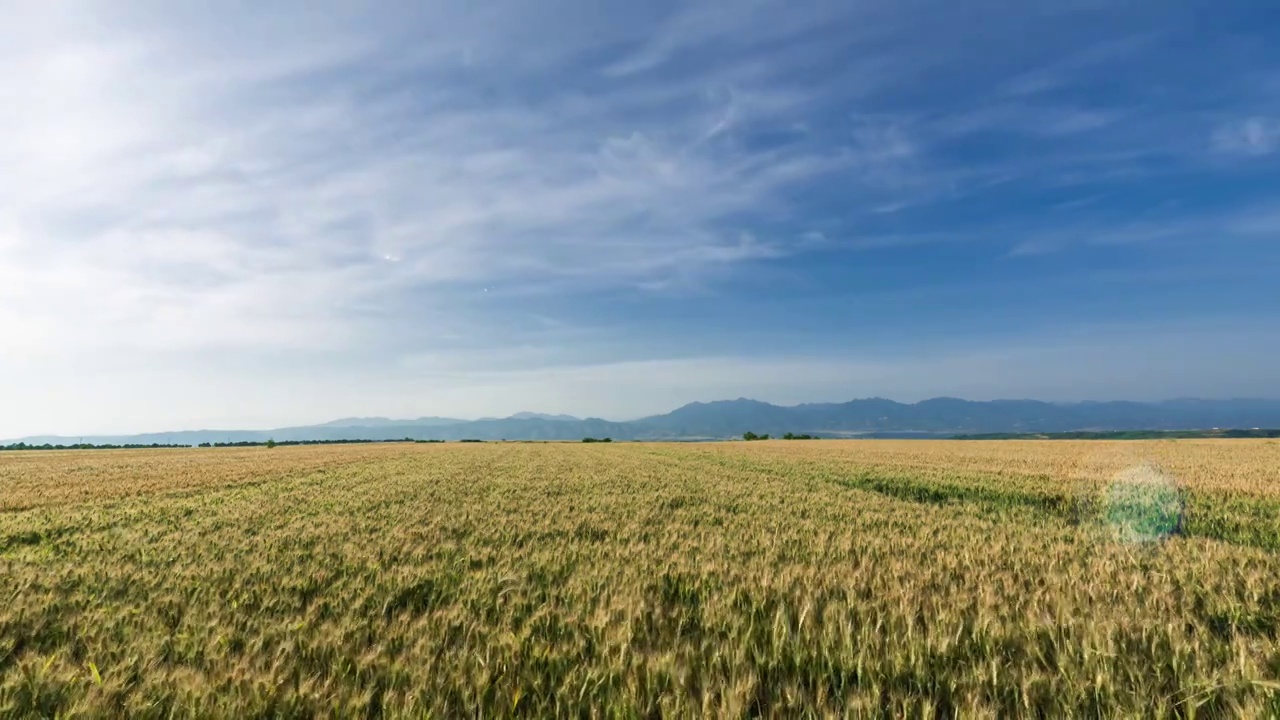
left=742, top=432, right=818, bottom=441
left=3, top=438, right=456, bottom=452
left=1, top=442, right=191, bottom=451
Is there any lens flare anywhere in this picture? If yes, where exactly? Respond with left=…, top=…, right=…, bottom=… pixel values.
left=1104, top=462, right=1185, bottom=543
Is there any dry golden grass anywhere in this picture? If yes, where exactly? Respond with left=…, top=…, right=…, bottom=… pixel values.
left=0, top=444, right=411, bottom=512
left=1, top=441, right=1278, bottom=717
left=717, top=438, right=1280, bottom=494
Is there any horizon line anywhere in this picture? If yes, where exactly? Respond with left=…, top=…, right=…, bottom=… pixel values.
left=7, top=394, right=1280, bottom=442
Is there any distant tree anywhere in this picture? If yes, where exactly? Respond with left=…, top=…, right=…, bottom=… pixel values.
left=265, top=439, right=277, bottom=449
left=743, top=432, right=759, bottom=441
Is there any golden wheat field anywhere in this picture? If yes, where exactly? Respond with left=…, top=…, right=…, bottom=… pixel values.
left=2, top=440, right=1279, bottom=717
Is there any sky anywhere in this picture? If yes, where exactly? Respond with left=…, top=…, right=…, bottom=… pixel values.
left=2, top=1, right=1279, bottom=436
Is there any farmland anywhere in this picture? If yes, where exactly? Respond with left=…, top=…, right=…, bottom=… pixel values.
left=2, top=440, right=1279, bottom=717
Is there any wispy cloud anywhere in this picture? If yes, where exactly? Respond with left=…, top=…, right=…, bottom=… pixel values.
left=3, top=0, right=1280, bottom=433
left=2, top=1, right=892, bottom=361
left=1212, top=117, right=1280, bottom=156
left=1003, top=201, right=1280, bottom=257
left=1001, top=32, right=1163, bottom=98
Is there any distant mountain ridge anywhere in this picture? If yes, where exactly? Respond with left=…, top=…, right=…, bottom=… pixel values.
left=314, top=416, right=465, bottom=428
left=10, top=397, right=1280, bottom=446
left=477, top=412, right=582, bottom=422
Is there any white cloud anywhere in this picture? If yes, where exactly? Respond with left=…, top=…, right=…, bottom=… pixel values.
left=2, top=0, right=1278, bottom=435
left=0, top=1, right=873, bottom=365
left=602, top=0, right=865, bottom=78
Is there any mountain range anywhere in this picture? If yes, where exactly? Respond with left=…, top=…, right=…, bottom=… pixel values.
left=9, top=397, right=1280, bottom=446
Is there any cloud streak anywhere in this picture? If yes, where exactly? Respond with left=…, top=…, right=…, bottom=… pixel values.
left=2, top=0, right=916, bottom=362
left=3, top=0, right=1280, bottom=433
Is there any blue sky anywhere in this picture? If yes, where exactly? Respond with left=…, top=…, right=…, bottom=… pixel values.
left=2, top=0, right=1279, bottom=435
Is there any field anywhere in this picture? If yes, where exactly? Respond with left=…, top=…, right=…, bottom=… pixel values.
left=2, top=440, right=1280, bottom=717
